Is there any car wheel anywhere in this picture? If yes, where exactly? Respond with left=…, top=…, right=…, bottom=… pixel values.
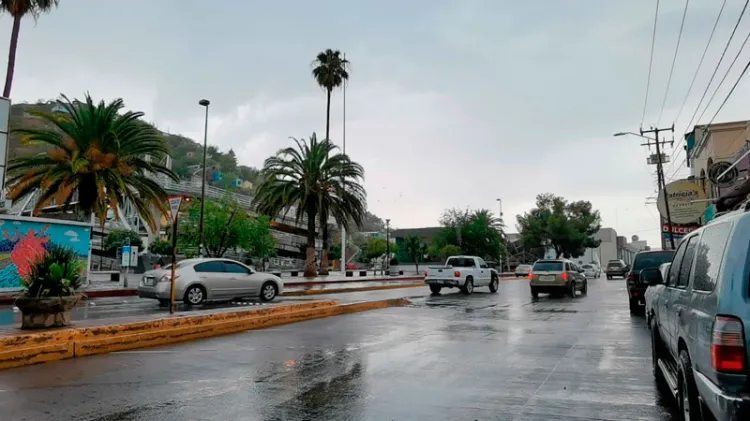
left=678, top=351, right=702, bottom=421
left=651, top=325, right=664, bottom=380
left=581, top=281, right=588, bottom=295
left=568, top=281, right=576, bottom=298
left=183, top=285, right=206, bottom=306
left=530, top=287, right=539, bottom=298
left=429, top=285, right=442, bottom=295
left=461, top=277, right=474, bottom=295
left=260, top=281, right=278, bottom=302
left=489, top=276, right=499, bottom=293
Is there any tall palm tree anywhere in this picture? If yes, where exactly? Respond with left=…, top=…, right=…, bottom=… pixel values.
left=253, top=133, right=366, bottom=277
left=6, top=93, right=177, bottom=230
left=0, top=0, right=60, bottom=97
left=312, top=48, right=349, bottom=274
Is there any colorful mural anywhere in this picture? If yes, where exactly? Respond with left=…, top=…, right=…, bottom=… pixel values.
left=0, top=216, right=91, bottom=289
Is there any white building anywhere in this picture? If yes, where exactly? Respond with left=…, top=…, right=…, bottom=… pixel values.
left=541, top=227, right=617, bottom=265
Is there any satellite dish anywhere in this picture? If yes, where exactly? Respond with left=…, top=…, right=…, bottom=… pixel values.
left=708, top=161, right=738, bottom=188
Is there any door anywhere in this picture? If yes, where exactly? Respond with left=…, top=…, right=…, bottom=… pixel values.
left=193, top=261, right=230, bottom=299
left=222, top=261, right=255, bottom=297
left=661, top=240, right=688, bottom=355
left=477, top=258, right=490, bottom=286
left=671, top=235, right=698, bottom=353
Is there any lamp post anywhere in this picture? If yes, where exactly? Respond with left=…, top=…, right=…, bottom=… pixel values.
left=496, top=198, right=506, bottom=271
left=385, top=219, right=391, bottom=274
left=198, top=99, right=210, bottom=256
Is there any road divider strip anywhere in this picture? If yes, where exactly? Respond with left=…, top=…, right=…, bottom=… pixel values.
left=0, top=297, right=410, bottom=371
left=283, top=282, right=425, bottom=296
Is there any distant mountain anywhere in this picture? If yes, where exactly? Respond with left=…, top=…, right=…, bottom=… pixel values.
left=7, top=101, right=260, bottom=195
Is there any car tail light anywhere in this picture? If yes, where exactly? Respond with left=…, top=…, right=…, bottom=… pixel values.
left=711, top=316, right=747, bottom=373
left=454, top=271, right=461, bottom=277
left=628, top=273, right=634, bottom=281
left=561, top=272, right=568, bottom=281
left=159, top=274, right=180, bottom=283
left=528, top=273, right=533, bottom=280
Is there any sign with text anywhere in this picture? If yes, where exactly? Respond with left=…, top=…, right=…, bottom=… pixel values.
left=662, top=223, right=700, bottom=235
left=657, top=180, right=708, bottom=224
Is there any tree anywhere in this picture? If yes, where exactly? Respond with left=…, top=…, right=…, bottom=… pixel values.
left=176, top=197, right=273, bottom=258
left=438, top=244, right=462, bottom=261
left=429, top=208, right=505, bottom=262
left=328, top=243, right=342, bottom=261
left=245, top=215, right=277, bottom=259
left=252, top=134, right=366, bottom=277
left=6, top=94, right=177, bottom=230
left=1, top=0, right=59, bottom=97
left=102, top=230, right=143, bottom=253
left=312, top=49, right=350, bottom=275
left=402, top=235, right=428, bottom=273
left=363, top=237, right=399, bottom=261
left=516, top=193, right=602, bottom=259
left=149, top=239, right=172, bottom=255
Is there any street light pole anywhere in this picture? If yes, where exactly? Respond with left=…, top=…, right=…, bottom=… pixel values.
left=385, top=219, right=391, bottom=275
left=496, top=198, right=506, bottom=272
left=198, top=99, right=210, bottom=257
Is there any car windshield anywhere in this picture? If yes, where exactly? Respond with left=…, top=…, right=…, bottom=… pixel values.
left=517, top=265, right=531, bottom=270
left=607, top=262, right=623, bottom=268
left=633, top=251, right=675, bottom=271
left=582, top=264, right=593, bottom=269
left=532, top=261, right=563, bottom=271
left=446, top=257, right=475, bottom=267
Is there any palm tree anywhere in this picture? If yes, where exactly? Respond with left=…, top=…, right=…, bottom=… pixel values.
left=312, top=49, right=349, bottom=274
left=6, top=93, right=178, bottom=230
left=253, top=133, right=366, bottom=277
left=0, top=0, right=60, bottom=97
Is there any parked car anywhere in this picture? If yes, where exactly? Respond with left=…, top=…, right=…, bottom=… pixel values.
left=581, top=263, right=601, bottom=278
left=645, top=206, right=750, bottom=421
left=528, top=259, right=587, bottom=298
left=514, top=264, right=532, bottom=277
left=626, top=250, right=675, bottom=315
left=138, top=258, right=284, bottom=306
left=605, top=259, right=629, bottom=279
left=424, top=255, right=499, bottom=295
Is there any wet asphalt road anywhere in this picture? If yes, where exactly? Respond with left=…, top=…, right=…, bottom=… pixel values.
left=0, top=277, right=677, bottom=421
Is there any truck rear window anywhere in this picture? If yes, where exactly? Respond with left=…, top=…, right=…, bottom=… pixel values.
left=633, top=251, right=675, bottom=271
left=446, top=258, right=475, bottom=267
left=533, top=261, right=563, bottom=271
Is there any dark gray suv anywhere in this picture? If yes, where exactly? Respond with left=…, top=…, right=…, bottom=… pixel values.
left=644, top=204, right=750, bottom=420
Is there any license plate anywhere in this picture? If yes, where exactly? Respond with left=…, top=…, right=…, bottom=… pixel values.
left=541, top=275, right=555, bottom=282
left=143, top=277, right=155, bottom=286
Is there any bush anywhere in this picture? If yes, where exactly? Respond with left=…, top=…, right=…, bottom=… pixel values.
left=149, top=239, right=172, bottom=255
left=103, top=230, right=143, bottom=253
left=21, top=245, right=85, bottom=298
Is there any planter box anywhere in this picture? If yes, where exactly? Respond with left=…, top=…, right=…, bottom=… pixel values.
left=359, top=271, right=367, bottom=277
left=14, top=294, right=82, bottom=329
left=345, top=271, right=353, bottom=277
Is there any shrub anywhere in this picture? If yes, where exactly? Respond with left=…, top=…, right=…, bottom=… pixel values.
left=21, top=245, right=85, bottom=298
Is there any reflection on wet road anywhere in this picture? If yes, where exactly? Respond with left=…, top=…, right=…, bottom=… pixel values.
left=0, top=277, right=678, bottom=420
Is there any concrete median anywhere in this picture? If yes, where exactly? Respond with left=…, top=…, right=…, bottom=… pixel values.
left=0, top=297, right=411, bottom=371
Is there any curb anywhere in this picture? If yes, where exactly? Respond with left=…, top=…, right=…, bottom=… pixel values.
left=284, top=282, right=424, bottom=296
left=0, top=297, right=410, bottom=371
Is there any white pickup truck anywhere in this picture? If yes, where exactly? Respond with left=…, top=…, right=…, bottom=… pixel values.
left=424, top=255, right=499, bottom=295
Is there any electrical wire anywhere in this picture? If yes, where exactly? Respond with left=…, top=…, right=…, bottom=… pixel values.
left=681, top=0, right=749, bottom=135
left=657, top=0, right=691, bottom=126
left=641, top=0, right=660, bottom=128
left=673, top=0, right=726, bottom=128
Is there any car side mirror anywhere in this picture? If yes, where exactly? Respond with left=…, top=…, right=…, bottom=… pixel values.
left=640, top=268, right=663, bottom=286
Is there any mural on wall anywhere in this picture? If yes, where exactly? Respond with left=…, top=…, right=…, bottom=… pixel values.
left=0, top=218, right=91, bottom=289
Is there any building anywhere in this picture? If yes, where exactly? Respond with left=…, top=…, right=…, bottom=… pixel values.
left=617, top=235, right=650, bottom=266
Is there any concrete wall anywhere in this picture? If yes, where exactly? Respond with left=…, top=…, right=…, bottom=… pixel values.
left=0, top=215, right=92, bottom=290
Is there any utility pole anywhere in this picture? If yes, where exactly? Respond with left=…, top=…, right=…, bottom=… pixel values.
left=385, top=219, right=391, bottom=275
left=640, top=125, right=676, bottom=250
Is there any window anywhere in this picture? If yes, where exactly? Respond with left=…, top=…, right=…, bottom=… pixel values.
left=194, top=261, right=225, bottom=273
left=667, top=242, right=688, bottom=287
left=532, top=261, right=563, bottom=271
left=633, top=251, right=675, bottom=271
left=223, top=262, right=250, bottom=274
left=447, top=257, right=476, bottom=267
left=582, top=264, right=593, bottom=269
left=693, top=222, right=732, bottom=292
left=676, top=236, right=699, bottom=289
left=477, top=258, right=488, bottom=268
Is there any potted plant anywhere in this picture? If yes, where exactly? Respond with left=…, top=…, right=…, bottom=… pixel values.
left=14, top=245, right=86, bottom=329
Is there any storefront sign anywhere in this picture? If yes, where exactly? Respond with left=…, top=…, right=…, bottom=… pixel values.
left=657, top=180, right=708, bottom=224
left=662, top=223, right=699, bottom=235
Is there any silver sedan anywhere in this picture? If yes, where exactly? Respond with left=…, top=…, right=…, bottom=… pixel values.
left=138, top=258, right=284, bottom=306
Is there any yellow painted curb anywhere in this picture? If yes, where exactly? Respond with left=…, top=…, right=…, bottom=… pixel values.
left=283, top=282, right=424, bottom=296
left=0, top=297, right=411, bottom=371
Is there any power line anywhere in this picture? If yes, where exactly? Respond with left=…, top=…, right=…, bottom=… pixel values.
left=668, top=55, right=750, bottom=181
left=673, top=0, right=726, bottom=126
left=681, top=0, right=749, bottom=135
left=657, top=0, right=691, bottom=126
left=641, top=0, right=661, bottom=128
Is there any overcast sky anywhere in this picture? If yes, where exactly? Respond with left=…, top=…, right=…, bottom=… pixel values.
left=4, top=0, right=750, bottom=248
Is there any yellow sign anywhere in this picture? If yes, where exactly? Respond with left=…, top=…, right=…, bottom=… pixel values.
left=657, top=180, right=708, bottom=224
